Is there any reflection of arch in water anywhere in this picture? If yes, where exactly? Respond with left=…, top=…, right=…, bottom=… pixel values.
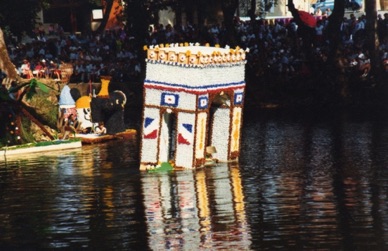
left=204, top=163, right=251, bottom=245
left=141, top=163, right=251, bottom=249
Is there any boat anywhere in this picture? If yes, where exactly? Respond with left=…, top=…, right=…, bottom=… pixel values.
left=0, top=140, right=82, bottom=157
left=203, top=158, right=218, bottom=167
left=74, top=129, right=137, bottom=144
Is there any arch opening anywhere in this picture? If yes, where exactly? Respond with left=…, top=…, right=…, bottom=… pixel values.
left=159, top=110, right=177, bottom=163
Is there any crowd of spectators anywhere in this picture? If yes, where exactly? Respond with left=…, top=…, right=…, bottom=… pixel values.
left=235, top=12, right=388, bottom=81
left=3, top=11, right=388, bottom=84
left=6, top=27, right=142, bottom=83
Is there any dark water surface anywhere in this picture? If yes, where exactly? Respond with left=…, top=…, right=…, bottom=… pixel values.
left=1, top=108, right=387, bottom=250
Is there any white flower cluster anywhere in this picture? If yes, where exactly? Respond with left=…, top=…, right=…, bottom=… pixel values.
left=145, top=63, right=246, bottom=89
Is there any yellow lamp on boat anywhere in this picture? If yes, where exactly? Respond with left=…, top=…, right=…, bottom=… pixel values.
left=98, top=76, right=111, bottom=98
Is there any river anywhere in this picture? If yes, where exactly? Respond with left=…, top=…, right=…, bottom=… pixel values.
left=0, top=108, right=387, bottom=250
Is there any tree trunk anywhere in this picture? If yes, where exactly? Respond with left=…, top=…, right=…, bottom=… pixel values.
left=95, top=0, right=114, bottom=34
left=249, top=0, right=257, bottom=22
left=365, top=0, right=379, bottom=74
left=125, top=1, right=149, bottom=47
left=175, top=7, right=182, bottom=28
left=327, top=0, right=345, bottom=63
left=222, top=0, right=239, bottom=47
left=0, top=28, right=19, bottom=81
left=21, top=106, right=55, bottom=140
left=197, top=0, right=207, bottom=30
left=287, top=0, right=314, bottom=53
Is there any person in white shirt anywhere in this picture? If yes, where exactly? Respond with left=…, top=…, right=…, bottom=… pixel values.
left=20, top=59, right=32, bottom=79
left=315, top=7, right=322, bottom=16
left=95, top=122, right=107, bottom=135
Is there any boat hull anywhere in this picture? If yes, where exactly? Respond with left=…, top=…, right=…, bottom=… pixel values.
left=0, top=141, right=82, bottom=157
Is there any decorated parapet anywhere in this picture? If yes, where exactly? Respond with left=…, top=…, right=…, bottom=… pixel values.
left=140, top=43, right=249, bottom=170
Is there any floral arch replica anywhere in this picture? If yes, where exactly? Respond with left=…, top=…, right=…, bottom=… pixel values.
left=140, top=43, right=248, bottom=170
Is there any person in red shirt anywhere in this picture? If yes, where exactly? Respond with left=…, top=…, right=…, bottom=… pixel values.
left=33, top=61, right=44, bottom=78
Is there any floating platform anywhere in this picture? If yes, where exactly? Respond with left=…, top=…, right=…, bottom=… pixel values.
left=75, top=129, right=137, bottom=144
left=0, top=140, right=82, bottom=157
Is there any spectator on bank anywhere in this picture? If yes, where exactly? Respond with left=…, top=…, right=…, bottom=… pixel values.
left=49, top=60, right=61, bottom=80
left=324, top=8, right=332, bottom=17
left=20, top=59, right=32, bottom=79
left=33, top=60, right=44, bottom=78
left=315, top=7, right=322, bottom=16
left=377, top=14, right=386, bottom=44
left=40, top=59, right=50, bottom=78
left=95, top=122, right=107, bottom=135
left=314, top=20, right=325, bottom=46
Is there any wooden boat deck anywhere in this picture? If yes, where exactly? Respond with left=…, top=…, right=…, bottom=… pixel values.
left=75, top=129, right=137, bottom=144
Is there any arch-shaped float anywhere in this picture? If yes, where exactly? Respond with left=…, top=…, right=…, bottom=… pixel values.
left=140, top=44, right=248, bottom=170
